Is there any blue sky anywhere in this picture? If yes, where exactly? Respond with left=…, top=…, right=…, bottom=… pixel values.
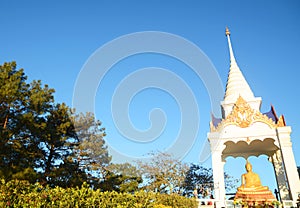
left=1, top=0, right=299, bottom=194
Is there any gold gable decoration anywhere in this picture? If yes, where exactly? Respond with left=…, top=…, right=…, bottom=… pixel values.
left=211, top=96, right=278, bottom=132
left=277, top=115, right=286, bottom=127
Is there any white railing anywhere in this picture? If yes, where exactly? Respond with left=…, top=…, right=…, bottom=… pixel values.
left=282, top=200, right=295, bottom=208
left=225, top=200, right=234, bottom=208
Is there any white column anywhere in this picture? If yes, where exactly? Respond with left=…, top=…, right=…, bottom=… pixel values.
left=211, top=150, right=226, bottom=208
left=277, top=127, right=300, bottom=204
left=270, top=150, right=290, bottom=200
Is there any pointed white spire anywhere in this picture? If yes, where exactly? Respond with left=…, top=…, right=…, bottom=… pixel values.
left=223, top=27, right=255, bottom=103
left=221, top=27, right=262, bottom=118
left=225, top=27, right=236, bottom=63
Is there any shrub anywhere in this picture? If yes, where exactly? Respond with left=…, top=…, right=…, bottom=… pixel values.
left=0, top=179, right=198, bottom=208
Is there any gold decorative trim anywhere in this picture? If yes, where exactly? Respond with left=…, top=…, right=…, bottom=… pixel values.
left=211, top=96, right=277, bottom=132
left=225, top=27, right=230, bottom=36
left=246, top=137, right=251, bottom=143
left=236, top=191, right=274, bottom=195
left=277, top=115, right=286, bottom=127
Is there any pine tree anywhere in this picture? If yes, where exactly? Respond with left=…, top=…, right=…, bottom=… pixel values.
left=0, top=62, right=54, bottom=182
left=72, top=112, right=111, bottom=187
left=0, top=61, right=112, bottom=188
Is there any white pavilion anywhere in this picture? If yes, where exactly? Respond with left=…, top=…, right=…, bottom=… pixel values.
left=208, top=28, right=300, bottom=208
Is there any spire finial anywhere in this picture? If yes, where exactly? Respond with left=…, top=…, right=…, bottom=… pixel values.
left=225, top=27, right=230, bottom=36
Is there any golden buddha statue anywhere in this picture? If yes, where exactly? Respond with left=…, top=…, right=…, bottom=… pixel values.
left=235, top=160, right=275, bottom=203
left=237, top=160, right=268, bottom=191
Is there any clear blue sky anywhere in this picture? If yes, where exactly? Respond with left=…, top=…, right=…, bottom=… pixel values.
left=1, top=0, right=299, bottom=194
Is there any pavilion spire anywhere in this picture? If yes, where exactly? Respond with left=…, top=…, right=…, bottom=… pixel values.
left=223, top=27, right=255, bottom=104
left=225, top=27, right=236, bottom=63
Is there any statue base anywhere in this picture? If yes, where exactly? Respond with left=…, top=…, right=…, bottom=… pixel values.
left=235, top=189, right=276, bottom=204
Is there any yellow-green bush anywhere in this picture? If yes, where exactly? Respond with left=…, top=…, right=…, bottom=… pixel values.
left=0, top=179, right=197, bottom=208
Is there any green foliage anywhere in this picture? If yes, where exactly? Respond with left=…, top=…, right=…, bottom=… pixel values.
left=0, top=179, right=198, bottom=208
left=72, top=112, right=111, bottom=187
left=0, top=61, right=55, bottom=182
left=38, top=103, right=80, bottom=187
left=0, top=61, right=84, bottom=186
left=0, top=61, right=111, bottom=188
left=233, top=198, right=281, bottom=208
left=106, top=163, right=143, bottom=193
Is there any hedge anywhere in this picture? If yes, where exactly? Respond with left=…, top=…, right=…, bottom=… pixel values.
left=0, top=179, right=198, bottom=208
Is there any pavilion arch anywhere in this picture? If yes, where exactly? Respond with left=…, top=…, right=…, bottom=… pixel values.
left=222, top=138, right=279, bottom=160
